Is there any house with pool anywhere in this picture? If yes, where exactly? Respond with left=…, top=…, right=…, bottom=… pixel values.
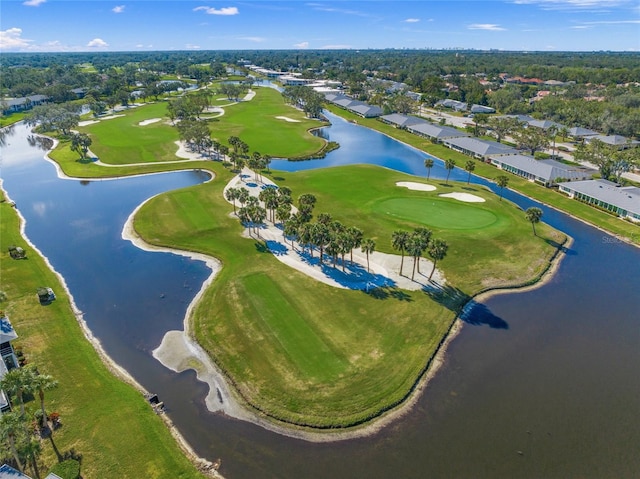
left=558, top=179, right=640, bottom=222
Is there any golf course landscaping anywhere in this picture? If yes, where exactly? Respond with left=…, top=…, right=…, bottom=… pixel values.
left=133, top=162, right=565, bottom=429
left=6, top=80, right=568, bottom=461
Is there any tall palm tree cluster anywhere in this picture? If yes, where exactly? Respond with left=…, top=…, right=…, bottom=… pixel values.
left=0, top=364, right=58, bottom=478
left=392, top=229, right=448, bottom=282
left=226, top=136, right=272, bottom=174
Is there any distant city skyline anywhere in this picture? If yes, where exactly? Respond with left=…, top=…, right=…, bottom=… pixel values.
left=1, top=0, right=639, bottom=53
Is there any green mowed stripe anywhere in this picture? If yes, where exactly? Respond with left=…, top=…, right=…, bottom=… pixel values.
left=170, top=191, right=217, bottom=231
left=239, top=273, right=347, bottom=381
left=375, top=197, right=499, bottom=230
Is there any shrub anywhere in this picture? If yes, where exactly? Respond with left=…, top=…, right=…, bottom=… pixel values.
left=49, top=459, right=80, bottom=479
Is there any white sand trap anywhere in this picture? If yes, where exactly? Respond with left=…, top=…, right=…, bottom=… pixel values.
left=243, top=89, right=256, bottom=101
left=139, top=118, right=161, bottom=126
left=396, top=181, right=436, bottom=192
left=78, top=120, right=99, bottom=127
left=439, top=192, right=485, bottom=203
left=275, top=116, right=301, bottom=123
left=98, top=114, right=125, bottom=120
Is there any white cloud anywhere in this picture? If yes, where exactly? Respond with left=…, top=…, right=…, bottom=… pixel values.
left=0, top=28, right=33, bottom=50
left=294, top=41, right=310, bottom=48
left=186, top=44, right=201, bottom=50
left=570, top=25, right=591, bottom=28
left=468, top=23, right=507, bottom=31
left=23, top=0, right=46, bottom=6
left=87, top=38, right=108, bottom=48
left=237, top=36, right=265, bottom=42
left=193, top=6, right=239, bottom=15
left=112, top=5, right=125, bottom=13
left=583, top=19, right=640, bottom=23
left=512, top=0, right=631, bottom=10
left=404, top=18, right=420, bottom=23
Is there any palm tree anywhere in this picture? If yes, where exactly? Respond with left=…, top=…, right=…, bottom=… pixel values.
left=312, top=222, right=331, bottom=264
left=496, top=175, right=509, bottom=201
left=283, top=217, right=299, bottom=248
left=347, top=226, right=363, bottom=264
left=361, top=238, right=375, bottom=272
left=0, top=411, right=26, bottom=472
left=427, top=238, right=449, bottom=281
left=22, top=436, right=42, bottom=479
left=525, top=207, right=543, bottom=236
left=237, top=187, right=250, bottom=208
left=464, top=160, right=475, bottom=184
left=407, top=236, right=425, bottom=281
left=30, top=372, right=58, bottom=428
left=413, top=227, right=432, bottom=273
left=444, top=158, right=456, bottom=185
left=225, top=187, right=239, bottom=213
left=0, top=366, right=35, bottom=416
left=275, top=204, right=291, bottom=226
left=548, top=124, right=559, bottom=159
left=391, top=230, right=410, bottom=276
left=424, top=158, right=434, bottom=180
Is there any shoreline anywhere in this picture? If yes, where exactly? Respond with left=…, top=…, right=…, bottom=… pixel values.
left=3, top=126, right=223, bottom=477
left=138, top=170, right=571, bottom=443
left=8, top=122, right=576, bottom=446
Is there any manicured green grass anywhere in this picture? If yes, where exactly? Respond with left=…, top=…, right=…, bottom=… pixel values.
left=375, top=197, right=500, bottom=230
left=133, top=163, right=563, bottom=428
left=325, top=104, right=640, bottom=245
left=31, top=88, right=565, bottom=434
left=0, top=199, right=204, bottom=479
left=1, top=112, right=26, bottom=128
left=208, top=86, right=327, bottom=158
left=79, top=103, right=181, bottom=164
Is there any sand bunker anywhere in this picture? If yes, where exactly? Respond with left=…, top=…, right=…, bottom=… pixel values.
left=439, top=192, right=485, bottom=203
left=139, top=118, right=162, bottom=126
left=78, top=120, right=99, bottom=127
left=275, top=116, right=301, bottom=123
left=396, top=181, right=436, bottom=192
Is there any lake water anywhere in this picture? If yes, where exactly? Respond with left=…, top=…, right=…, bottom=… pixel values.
left=1, top=116, right=639, bottom=478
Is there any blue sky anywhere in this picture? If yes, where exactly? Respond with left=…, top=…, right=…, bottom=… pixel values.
left=1, top=0, right=639, bottom=52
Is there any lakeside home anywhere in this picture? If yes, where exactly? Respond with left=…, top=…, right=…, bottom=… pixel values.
left=324, top=93, right=383, bottom=118
left=0, top=316, right=21, bottom=414
left=1, top=95, right=49, bottom=113
left=558, top=179, right=640, bottom=222
left=442, top=136, right=518, bottom=161
left=491, top=154, right=595, bottom=187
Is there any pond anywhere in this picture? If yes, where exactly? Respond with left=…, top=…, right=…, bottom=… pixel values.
left=1, top=116, right=639, bottom=478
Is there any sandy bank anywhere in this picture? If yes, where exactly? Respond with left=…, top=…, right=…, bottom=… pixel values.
left=439, top=192, right=485, bottom=203
left=396, top=181, right=437, bottom=192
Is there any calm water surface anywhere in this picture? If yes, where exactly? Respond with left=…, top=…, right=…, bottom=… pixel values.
left=1, top=117, right=639, bottom=478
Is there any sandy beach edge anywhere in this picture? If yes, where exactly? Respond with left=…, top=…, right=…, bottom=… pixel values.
left=2, top=130, right=223, bottom=477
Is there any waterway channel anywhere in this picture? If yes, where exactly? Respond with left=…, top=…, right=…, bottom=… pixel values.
left=1, top=115, right=639, bottom=478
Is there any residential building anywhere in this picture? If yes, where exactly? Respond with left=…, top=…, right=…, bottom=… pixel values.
left=379, top=113, right=425, bottom=129
left=586, top=135, right=640, bottom=149
left=567, top=126, right=599, bottom=140
left=406, top=122, right=470, bottom=142
left=527, top=119, right=564, bottom=131
left=436, top=99, right=468, bottom=112
left=1, top=95, right=49, bottom=113
left=490, top=154, right=595, bottom=187
left=0, top=316, right=21, bottom=414
left=470, top=104, right=495, bottom=114
left=558, top=179, right=640, bottom=222
left=442, top=137, right=518, bottom=160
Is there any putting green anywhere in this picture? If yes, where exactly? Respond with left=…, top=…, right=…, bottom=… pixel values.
left=375, top=197, right=499, bottom=230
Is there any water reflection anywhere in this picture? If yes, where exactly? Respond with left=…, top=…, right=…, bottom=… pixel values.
left=2, top=119, right=639, bottom=479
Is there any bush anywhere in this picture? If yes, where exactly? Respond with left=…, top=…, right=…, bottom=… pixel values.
left=49, top=459, right=80, bottom=479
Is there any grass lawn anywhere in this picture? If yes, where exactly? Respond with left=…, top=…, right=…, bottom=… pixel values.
left=207, top=86, right=327, bottom=158
left=325, top=104, right=640, bottom=245
left=1, top=112, right=27, bottom=128
left=17, top=85, right=566, bottom=439
left=0, top=198, right=204, bottom=479
left=79, top=102, right=181, bottom=165
left=133, top=163, right=563, bottom=428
